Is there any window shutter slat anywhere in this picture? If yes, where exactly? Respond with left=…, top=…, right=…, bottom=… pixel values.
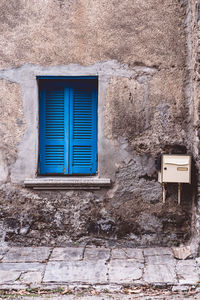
left=39, top=85, right=68, bottom=174
left=69, top=86, right=97, bottom=175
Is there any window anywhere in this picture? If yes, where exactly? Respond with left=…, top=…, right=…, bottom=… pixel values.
left=38, top=77, right=98, bottom=175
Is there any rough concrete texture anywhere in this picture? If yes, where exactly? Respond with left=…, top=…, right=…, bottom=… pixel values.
left=0, top=79, right=25, bottom=183
left=0, top=0, right=197, bottom=248
left=0, top=0, right=185, bottom=69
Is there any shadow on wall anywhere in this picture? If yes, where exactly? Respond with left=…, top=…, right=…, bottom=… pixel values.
left=86, top=144, right=196, bottom=247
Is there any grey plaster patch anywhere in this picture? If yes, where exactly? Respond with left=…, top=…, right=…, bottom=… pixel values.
left=109, top=260, right=143, bottom=284
left=2, top=247, right=50, bottom=262
left=43, top=260, right=108, bottom=284
left=143, top=264, right=177, bottom=284
left=50, top=247, right=83, bottom=261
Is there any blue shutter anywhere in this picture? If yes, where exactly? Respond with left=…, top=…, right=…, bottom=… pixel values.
left=39, top=83, right=69, bottom=174
left=69, top=84, right=97, bottom=175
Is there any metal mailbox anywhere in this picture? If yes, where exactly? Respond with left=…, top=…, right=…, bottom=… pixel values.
left=161, top=154, right=191, bottom=184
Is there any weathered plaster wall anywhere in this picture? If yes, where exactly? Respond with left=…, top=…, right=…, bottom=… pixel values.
left=0, top=80, right=25, bottom=183
left=0, top=0, right=194, bottom=247
left=184, top=0, right=200, bottom=255
left=0, top=0, right=185, bottom=69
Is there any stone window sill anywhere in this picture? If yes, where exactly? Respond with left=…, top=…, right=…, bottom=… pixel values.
left=24, top=177, right=111, bottom=190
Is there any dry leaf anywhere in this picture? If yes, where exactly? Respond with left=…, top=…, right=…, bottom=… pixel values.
left=123, top=288, right=142, bottom=294
left=91, top=290, right=100, bottom=295
left=18, top=290, right=29, bottom=295
left=172, top=246, right=191, bottom=260
left=61, top=288, right=71, bottom=295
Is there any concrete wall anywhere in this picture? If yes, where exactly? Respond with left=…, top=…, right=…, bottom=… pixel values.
left=0, top=0, right=195, bottom=247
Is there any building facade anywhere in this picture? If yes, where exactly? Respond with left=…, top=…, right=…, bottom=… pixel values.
left=0, top=0, right=200, bottom=252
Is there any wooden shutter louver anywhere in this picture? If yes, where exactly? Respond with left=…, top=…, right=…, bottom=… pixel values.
left=39, top=85, right=67, bottom=174
left=69, top=85, right=97, bottom=174
left=39, top=79, right=97, bottom=175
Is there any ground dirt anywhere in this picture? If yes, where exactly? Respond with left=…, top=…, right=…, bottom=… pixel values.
left=1, top=286, right=200, bottom=300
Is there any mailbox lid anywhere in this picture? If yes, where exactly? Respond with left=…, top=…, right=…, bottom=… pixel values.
left=163, top=156, right=190, bottom=165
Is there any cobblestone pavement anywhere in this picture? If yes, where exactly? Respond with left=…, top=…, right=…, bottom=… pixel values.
left=0, top=246, right=200, bottom=295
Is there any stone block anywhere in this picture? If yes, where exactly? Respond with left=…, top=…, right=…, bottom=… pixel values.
left=0, top=262, right=44, bottom=272
left=172, top=285, right=190, bottom=292
left=109, top=260, right=143, bottom=284
left=0, top=271, right=21, bottom=283
left=20, top=271, right=42, bottom=284
left=176, top=260, right=199, bottom=284
left=111, top=248, right=144, bottom=262
left=84, top=247, right=110, bottom=260
left=2, top=247, right=50, bottom=262
left=143, top=264, right=176, bottom=284
left=144, top=247, right=172, bottom=256
left=145, top=254, right=175, bottom=265
left=43, top=260, right=108, bottom=284
left=50, top=247, right=83, bottom=261
left=0, top=247, right=8, bottom=261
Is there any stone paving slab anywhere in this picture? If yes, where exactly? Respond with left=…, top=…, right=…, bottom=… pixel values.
left=2, top=247, right=50, bottom=262
left=0, top=247, right=8, bottom=261
left=20, top=271, right=43, bottom=284
left=50, top=247, right=83, bottom=261
left=143, top=264, right=177, bottom=284
left=84, top=246, right=110, bottom=260
left=109, top=260, right=143, bottom=284
left=143, top=247, right=172, bottom=256
left=0, top=262, right=45, bottom=272
left=0, top=246, right=200, bottom=289
left=145, top=253, right=175, bottom=265
left=43, top=260, right=108, bottom=284
left=176, top=260, right=199, bottom=285
left=0, top=271, right=21, bottom=284
left=111, top=248, right=144, bottom=262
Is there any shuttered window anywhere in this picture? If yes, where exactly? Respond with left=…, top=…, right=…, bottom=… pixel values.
left=39, top=78, right=98, bottom=175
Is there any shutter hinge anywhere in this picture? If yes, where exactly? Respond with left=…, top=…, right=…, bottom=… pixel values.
left=96, top=153, right=98, bottom=162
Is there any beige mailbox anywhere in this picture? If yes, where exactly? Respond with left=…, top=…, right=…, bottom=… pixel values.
left=159, top=154, right=191, bottom=204
left=161, top=154, right=191, bottom=184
